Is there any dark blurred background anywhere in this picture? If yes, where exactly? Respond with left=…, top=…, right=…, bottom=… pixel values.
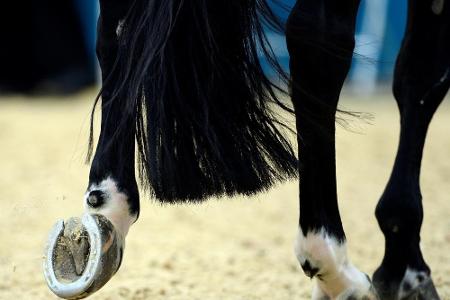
left=0, top=0, right=406, bottom=96
left=0, top=0, right=99, bottom=95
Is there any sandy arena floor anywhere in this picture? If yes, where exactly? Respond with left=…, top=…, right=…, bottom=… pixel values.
left=0, top=90, right=449, bottom=299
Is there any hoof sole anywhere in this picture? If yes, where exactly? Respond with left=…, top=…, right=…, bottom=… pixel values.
left=43, top=213, right=123, bottom=299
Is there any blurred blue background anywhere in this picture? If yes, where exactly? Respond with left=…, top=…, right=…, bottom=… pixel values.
left=0, top=0, right=407, bottom=95
left=74, top=0, right=99, bottom=73
left=262, top=0, right=408, bottom=93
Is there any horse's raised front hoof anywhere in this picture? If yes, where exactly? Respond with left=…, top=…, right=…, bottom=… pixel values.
left=373, top=267, right=441, bottom=300
left=43, top=213, right=124, bottom=299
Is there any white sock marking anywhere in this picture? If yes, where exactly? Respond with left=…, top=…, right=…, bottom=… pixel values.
left=398, top=267, right=429, bottom=299
left=294, top=228, right=374, bottom=299
left=84, top=177, right=137, bottom=238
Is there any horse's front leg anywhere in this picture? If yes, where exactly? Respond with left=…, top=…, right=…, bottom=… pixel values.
left=43, top=1, right=136, bottom=298
left=86, top=0, right=139, bottom=244
left=287, top=1, right=377, bottom=299
left=373, top=1, right=449, bottom=299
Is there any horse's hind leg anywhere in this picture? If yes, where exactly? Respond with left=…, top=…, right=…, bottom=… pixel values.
left=287, top=1, right=377, bottom=299
left=373, top=1, right=450, bottom=299
left=43, top=1, right=137, bottom=298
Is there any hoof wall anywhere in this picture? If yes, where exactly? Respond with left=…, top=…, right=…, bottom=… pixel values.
left=43, top=213, right=123, bottom=299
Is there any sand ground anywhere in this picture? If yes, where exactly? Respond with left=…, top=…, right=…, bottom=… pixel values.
left=0, top=90, right=449, bottom=299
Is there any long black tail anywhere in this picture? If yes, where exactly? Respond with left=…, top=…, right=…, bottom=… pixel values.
left=90, top=0, right=298, bottom=203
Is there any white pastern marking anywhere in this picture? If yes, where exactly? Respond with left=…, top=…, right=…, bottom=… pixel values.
left=294, top=228, right=372, bottom=299
left=84, top=177, right=137, bottom=238
left=398, top=267, right=429, bottom=299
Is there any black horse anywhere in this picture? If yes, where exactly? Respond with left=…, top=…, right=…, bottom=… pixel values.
left=43, top=0, right=449, bottom=299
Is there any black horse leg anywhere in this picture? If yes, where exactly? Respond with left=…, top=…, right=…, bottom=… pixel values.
left=86, top=0, right=138, bottom=238
left=373, top=1, right=450, bottom=299
left=43, top=1, right=137, bottom=299
left=287, top=1, right=377, bottom=299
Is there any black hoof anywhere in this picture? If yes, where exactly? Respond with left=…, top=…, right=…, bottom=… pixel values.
left=43, top=214, right=124, bottom=299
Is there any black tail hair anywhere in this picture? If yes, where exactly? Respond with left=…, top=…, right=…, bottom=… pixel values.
left=89, top=0, right=298, bottom=203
